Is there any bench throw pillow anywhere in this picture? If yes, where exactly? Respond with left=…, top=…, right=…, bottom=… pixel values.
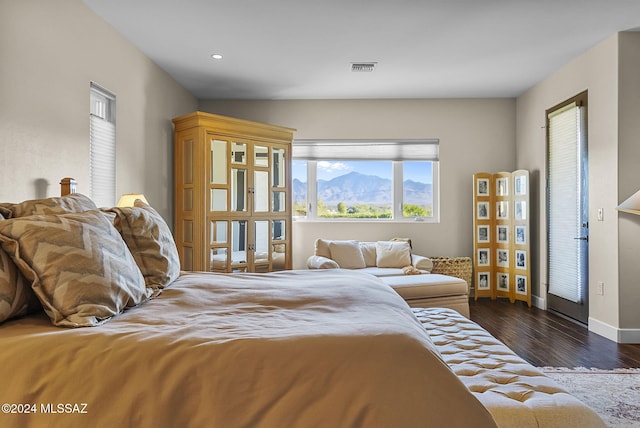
left=329, top=240, right=366, bottom=269
left=0, top=210, right=152, bottom=327
left=376, top=241, right=412, bottom=268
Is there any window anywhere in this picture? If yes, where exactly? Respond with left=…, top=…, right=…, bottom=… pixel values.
left=89, top=82, right=116, bottom=207
left=292, top=140, right=439, bottom=221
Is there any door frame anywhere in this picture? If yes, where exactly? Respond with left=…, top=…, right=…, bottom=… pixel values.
left=545, top=91, right=589, bottom=323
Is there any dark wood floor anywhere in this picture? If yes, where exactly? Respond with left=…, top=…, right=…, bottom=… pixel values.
left=469, top=298, right=640, bottom=369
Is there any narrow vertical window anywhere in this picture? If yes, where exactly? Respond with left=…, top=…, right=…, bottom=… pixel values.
left=89, top=82, right=116, bottom=207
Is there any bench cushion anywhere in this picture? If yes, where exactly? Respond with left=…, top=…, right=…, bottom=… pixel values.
left=412, top=307, right=606, bottom=428
left=380, top=274, right=468, bottom=299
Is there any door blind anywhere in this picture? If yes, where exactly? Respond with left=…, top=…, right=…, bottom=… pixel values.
left=547, top=102, right=584, bottom=303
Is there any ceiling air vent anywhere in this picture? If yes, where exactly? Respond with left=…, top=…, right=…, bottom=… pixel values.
left=351, top=62, right=377, bottom=72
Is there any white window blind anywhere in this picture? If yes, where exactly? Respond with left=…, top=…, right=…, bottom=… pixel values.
left=89, top=83, right=116, bottom=207
left=547, top=102, right=583, bottom=303
left=292, top=139, right=439, bottom=161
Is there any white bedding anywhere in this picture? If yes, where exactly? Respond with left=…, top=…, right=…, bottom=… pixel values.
left=0, top=269, right=497, bottom=428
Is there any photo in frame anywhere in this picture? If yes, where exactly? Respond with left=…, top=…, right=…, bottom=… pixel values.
left=496, top=201, right=508, bottom=219
left=477, top=249, right=490, bottom=266
left=516, top=250, right=526, bottom=270
left=515, top=225, right=526, bottom=245
left=515, top=175, right=527, bottom=196
left=497, top=225, right=508, bottom=243
left=477, top=178, right=489, bottom=196
left=477, top=225, right=489, bottom=243
left=515, top=200, right=527, bottom=220
left=497, top=273, right=509, bottom=291
left=516, top=275, right=527, bottom=295
left=477, top=202, right=489, bottom=219
left=496, top=177, right=508, bottom=196
left=497, top=249, right=509, bottom=267
left=477, top=272, right=490, bottom=290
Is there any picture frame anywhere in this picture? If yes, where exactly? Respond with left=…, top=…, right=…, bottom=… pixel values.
left=497, top=273, right=509, bottom=291
left=477, top=202, right=489, bottom=220
left=497, top=249, right=509, bottom=267
left=515, top=225, right=526, bottom=245
left=516, top=250, right=526, bottom=270
left=477, top=178, right=489, bottom=196
left=477, top=225, right=490, bottom=243
left=496, top=201, right=508, bottom=219
left=516, top=275, right=527, bottom=295
left=497, top=225, right=508, bottom=243
left=515, top=200, right=526, bottom=220
left=477, top=249, right=490, bottom=266
left=514, top=175, right=527, bottom=196
left=496, top=177, right=508, bottom=196
left=477, top=272, right=490, bottom=290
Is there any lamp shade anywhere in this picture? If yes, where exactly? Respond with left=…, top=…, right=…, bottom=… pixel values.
left=117, top=194, right=148, bottom=207
left=617, top=189, right=640, bottom=215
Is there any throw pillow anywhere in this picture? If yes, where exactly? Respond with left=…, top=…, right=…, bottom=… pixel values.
left=0, top=210, right=152, bottom=327
left=0, top=247, right=41, bottom=323
left=315, top=238, right=332, bottom=258
left=106, top=200, right=181, bottom=289
left=376, top=241, right=412, bottom=268
left=359, top=242, right=378, bottom=267
left=7, top=193, right=97, bottom=218
left=329, top=240, right=366, bottom=269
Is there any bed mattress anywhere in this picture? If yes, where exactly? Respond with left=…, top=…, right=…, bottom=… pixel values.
left=0, top=270, right=497, bottom=428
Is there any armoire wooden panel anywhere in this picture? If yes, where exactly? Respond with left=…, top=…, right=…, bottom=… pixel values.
left=173, top=111, right=295, bottom=273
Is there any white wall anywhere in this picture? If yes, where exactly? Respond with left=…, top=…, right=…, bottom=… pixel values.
left=617, top=32, right=640, bottom=335
left=0, top=0, right=198, bottom=224
left=199, top=99, right=516, bottom=269
left=516, top=32, right=640, bottom=342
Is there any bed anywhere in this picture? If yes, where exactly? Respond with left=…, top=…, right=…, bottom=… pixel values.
left=0, top=190, right=497, bottom=427
left=0, top=187, right=605, bottom=428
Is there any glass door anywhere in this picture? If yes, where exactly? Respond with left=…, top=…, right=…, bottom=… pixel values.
left=546, top=92, right=589, bottom=323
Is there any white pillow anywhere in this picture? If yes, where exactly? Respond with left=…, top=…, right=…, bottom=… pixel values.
left=329, top=240, right=366, bottom=269
left=376, top=241, right=412, bottom=268
left=359, top=242, right=378, bottom=267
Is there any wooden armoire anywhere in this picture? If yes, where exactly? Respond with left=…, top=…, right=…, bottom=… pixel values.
left=173, top=111, right=295, bottom=273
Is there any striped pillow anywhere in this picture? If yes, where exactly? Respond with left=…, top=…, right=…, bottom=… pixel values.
left=106, top=200, right=180, bottom=289
left=0, top=210, right=152, bottom=327
left=5, top=193, right=97, bottom=218
left=0, top=247, right=40, bottom=323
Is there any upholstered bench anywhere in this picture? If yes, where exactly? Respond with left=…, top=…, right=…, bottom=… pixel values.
left=380, top=274, right=470, bottom=318
left=413, top=307, right=605, bottom=428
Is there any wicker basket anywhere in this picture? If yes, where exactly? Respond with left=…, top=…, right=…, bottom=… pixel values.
left=429, top=256, right=473, bottom=288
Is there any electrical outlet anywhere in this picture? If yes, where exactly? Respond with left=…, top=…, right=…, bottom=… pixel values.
left=597, top=281, right=605, bottom=295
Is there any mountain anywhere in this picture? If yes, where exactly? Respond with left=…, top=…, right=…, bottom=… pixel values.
left=293, top=171, right=431, bottom=206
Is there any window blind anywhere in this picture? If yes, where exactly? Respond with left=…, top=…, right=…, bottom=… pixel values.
left=547, top=102, right=583, bottom=303
left=89, top=83, right=116, bottom=207
left=292, top=139, right=439, bottom=161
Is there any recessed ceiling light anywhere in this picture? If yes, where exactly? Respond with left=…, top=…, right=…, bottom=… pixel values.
left=211, top=54, right=223, bottom=60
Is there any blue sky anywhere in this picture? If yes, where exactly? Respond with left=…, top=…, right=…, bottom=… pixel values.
left=292, top=160, right=432, bottom=183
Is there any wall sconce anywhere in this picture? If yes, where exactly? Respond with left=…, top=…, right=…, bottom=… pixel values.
left=117, top=194, right=148, bottom=207
left=616, top=190, right=640, bottom=215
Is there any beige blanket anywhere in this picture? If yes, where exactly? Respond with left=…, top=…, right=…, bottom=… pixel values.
left=0, top=269, right=497, bottom=428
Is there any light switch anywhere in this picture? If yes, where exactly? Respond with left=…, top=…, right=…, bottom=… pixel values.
left=597, top=208, right=604, bottom=221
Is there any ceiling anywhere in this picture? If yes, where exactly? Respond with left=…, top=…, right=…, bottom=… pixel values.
left=83, top=0, right=640, bottom=100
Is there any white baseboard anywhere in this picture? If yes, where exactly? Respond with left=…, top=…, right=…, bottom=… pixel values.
left=531, top=294, right=545, bottom=310
left=588, top=317, right=640, bottom=344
